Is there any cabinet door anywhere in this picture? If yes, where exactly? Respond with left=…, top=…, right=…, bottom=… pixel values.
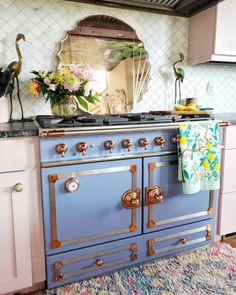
left=42, top=158, right=142, bottom=255
left=221, top=149, right=236, bottom=193
left=219, top=192, right=236, bottom=235
left=0, top=171, right=32, bottom=294
left=143, top=155, right=215, bottom=233
left=214, top=0, right=236, bottom=55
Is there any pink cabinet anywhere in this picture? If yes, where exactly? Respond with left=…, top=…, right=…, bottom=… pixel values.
left=218, top=126, right=236, bottom=236
left=0, top=171, right=32, bottom=294
left=0, top=137, right=45, bottom=294
left=188, top=0, right=236, bottom=65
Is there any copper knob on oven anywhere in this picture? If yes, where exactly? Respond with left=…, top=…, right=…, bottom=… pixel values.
left=179, top=238, right=187, bottom=245
left=55, top=143, right=68, bottom=157
left=77, top=142, right=88, bottom=155
left=139, top=138, right=149, bottom=150
left=104, top=140, right=115, bottom=153
left=96, top=259, right=104, bottom=267
left=122, top=139, right=132, bottom=151
left=155, top=136, right=165, bottom=148
left=171, top=135, right=179, bottom=145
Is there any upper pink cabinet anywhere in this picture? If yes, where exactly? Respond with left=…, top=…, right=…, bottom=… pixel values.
left=188, top=0, right=236, bottom=65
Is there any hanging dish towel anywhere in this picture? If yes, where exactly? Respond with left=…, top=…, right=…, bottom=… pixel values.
left=178, top=121, right=220, bottom=194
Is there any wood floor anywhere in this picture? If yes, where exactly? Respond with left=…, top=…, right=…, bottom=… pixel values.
left=223, top=236, right=236, bottom=248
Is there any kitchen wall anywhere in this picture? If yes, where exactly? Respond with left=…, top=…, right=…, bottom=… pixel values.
left=1, top=0, right=236, bottom=118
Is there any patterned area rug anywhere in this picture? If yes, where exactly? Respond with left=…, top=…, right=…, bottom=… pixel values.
left=37, top=243, right=236, bottom=295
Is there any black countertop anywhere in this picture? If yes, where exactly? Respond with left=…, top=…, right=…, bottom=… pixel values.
left=0, top=113, right=235, bottom=138
left=214, top=113, right=236, bottom=125
left=0, top=121, right=38, bottom=138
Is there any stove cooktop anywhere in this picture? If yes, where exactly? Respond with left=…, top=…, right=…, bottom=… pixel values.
left=36, top=112, right=213, bottom=129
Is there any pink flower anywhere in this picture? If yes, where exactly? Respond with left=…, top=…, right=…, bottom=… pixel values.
left=43, top=76, right=51, bottom=86
left=228, top=264, right=236, bottom=272
left=63, top=74, right=81, bottom=91
left=69, top=64, right=87, bottom=79
left=125, top=277, right=136, bottom=286
left=49, top=84, right=57, bottom=91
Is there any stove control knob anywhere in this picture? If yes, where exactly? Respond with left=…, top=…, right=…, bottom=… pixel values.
left=122, top=139, right=132, bottom=151
left=155, top=136, right=165, bottom=148
left=104, top=140, right=115, bottom=153
left=171, top=135, right=179, bottom=145
left=77, top=142, right=88, bottom=155
left=139, top=138, right=149, bottom=150
left=55, top=143, right=68, bottom=157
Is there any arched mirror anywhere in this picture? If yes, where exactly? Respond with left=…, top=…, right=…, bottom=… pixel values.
left=58, top=15, right=150, bottom=114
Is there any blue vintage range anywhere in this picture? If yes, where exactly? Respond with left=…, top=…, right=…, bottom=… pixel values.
left=36, top=112, right=220, bottom=288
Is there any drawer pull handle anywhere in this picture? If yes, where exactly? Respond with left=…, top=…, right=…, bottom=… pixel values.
left=179, top=238, right=187, bottom=245
left=96, top=259, right=104, bottom=267
left=13, top=183, right=23, bottom=192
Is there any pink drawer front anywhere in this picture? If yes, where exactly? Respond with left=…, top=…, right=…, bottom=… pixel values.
left=224, top=126, right=236, bottom=149
left=219, top=192, right=236, bottom=235
left=0, top=139, right=26, bottom=172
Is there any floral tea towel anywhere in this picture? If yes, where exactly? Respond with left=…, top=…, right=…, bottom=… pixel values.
left=178, top=121, right=220, bottom=194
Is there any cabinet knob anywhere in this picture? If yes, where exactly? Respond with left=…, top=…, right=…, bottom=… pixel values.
left=55, top=143, right=68, bottom=157
left=139, top=138, right=149, bottom=150
left=96, top=259, right=104, bottom=267
left=104, top=140, right=115, bottom=153
left=155, top=136, right=165, bottom=148
left=77, top=142, right=88, bottom=155
left=122, top=139, right=132, bottom=151
left=171, top=135, right=179, bottom=145
left=13, top=183, right=23, bottom=192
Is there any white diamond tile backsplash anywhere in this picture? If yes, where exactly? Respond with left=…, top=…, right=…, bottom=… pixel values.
left=1, top=0, right=236, bottom=118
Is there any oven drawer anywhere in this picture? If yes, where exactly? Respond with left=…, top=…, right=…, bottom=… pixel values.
left=42, top=158, right=142, bottom=254
left=46, top=236, right=139, bottom=288
left=144, top=219, right=214, bottom=260
left=143, top=155, right=216, bottom=233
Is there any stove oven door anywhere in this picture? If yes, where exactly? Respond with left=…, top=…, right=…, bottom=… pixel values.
left=41, top=158, right=142, bottom=255
left=143, top=154, right=215, bottom=233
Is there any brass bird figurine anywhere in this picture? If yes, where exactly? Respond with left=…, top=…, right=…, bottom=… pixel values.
left=173, top=52, right=185, bottom=104
left=0, top=33, right=26, bottom=121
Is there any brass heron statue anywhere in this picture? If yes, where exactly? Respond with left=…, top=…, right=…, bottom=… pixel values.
left=0, top=33, right=26, bottom=121
left=173, top=52, right=185, bottom=105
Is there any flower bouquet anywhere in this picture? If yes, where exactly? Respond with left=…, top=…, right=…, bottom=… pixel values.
left=29, top=64, right=100, bottom=116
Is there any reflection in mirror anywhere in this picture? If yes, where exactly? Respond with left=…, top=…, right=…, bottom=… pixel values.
left=58, top=15, right=150, bottom=114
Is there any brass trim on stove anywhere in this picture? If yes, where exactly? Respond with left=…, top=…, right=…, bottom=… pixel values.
left=206, top=224, right=212, bottom=240
left=41, top=150, right=177, bottom=168
left=148, top=224, right=211, bottom=256
left=62, top=258, right=130, bottom=280
left=155, top=211, right=209, bottom=226
left=146, top=160, right=177, bottom=228
left=40, top=121, right=229, bottom=138
left=49, top=165, right=140, bottom=249
left=154, top=237, right=207, bottom=254
left=146, top=160, right=214, bottom=229
left=54, top=243, right=137, bottom=281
